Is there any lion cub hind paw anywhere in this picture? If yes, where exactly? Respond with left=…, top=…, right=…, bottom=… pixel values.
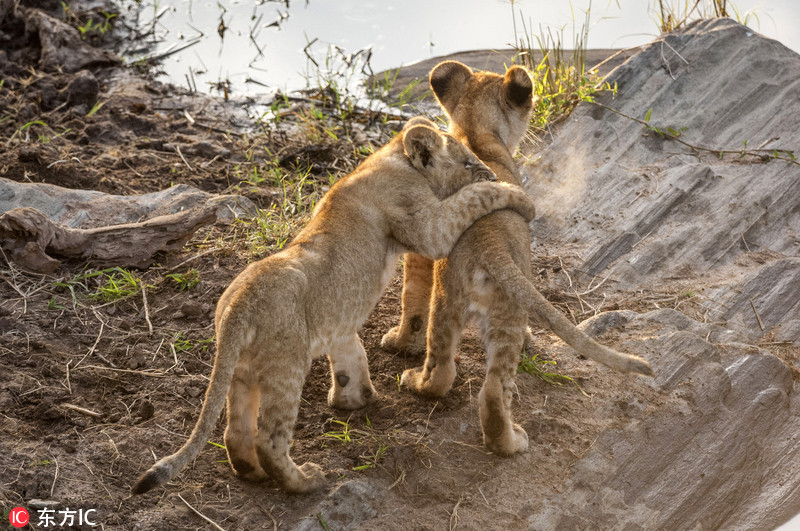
left=485, top=424, right=529, bottom=457
left=380, top=326, right=425, bottom=355
left=400, top=366, right=452, bottom=398
left=400, top=366, right=425, bottom=392
left=283, top=462, right=327, bottom=494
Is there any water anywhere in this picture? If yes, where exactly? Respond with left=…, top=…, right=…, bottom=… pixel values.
left=120, top=0, right=800, bottom=98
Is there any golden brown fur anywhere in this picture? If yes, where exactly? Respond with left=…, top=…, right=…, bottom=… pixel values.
left=382, top=62, right=652, bottom=456
left=131, top=117, right=537, bottom=494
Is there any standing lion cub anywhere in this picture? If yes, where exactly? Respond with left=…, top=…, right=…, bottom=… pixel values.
left=384, top=62, right=653, bottom=458
left=131, top=117, right=537, bottom=495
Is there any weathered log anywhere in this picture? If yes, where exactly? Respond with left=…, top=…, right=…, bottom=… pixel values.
left=0, top=206, right=216, bottom=273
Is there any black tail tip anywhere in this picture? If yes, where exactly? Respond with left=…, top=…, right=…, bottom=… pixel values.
left=131, top=469, right=162, bottom=495
left=638, top=360, right=656, bottom=378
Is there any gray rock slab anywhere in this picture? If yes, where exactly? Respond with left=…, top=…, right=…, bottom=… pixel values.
left=527, top=18, right=800, bottom=343
left=526, top=309, right=800, bottom=530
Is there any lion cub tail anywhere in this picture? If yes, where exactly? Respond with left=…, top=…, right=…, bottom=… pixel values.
left=131, top=318, right=242, bottom=494
left=493, top=259, right=654, bottom=377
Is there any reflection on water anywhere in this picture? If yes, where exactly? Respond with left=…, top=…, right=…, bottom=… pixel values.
left=119, top=0, right=798, bottom=98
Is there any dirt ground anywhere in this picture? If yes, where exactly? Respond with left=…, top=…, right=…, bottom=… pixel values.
left=2, top=4, right=796, bottom=531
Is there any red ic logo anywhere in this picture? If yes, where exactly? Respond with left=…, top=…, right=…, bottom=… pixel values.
left=9, top=507, right=29, bottom=528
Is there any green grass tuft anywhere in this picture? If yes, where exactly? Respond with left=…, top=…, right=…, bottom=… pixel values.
left=518, top=351, right=590, bottom=397
left=511, top=3, right=615, bottom=138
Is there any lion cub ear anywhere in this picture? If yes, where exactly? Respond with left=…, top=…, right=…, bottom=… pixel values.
left=429, top=61, right=473, bottom=114
left=402, top=116, right=437, bottom=131
left=502, top=66, right=533, bottom=108
left=403, top=124, right=444, bottom=171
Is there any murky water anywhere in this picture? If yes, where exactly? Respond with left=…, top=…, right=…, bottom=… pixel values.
left=119, top=0, right=799, bottom=98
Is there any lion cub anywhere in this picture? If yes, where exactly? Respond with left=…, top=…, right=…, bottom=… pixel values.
left=131, top=117, right=537, bottom=495
left=383, top=62, right=652, bottom=457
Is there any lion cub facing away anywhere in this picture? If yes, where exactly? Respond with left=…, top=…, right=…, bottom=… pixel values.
left=131, top=117, right=537, bottom=495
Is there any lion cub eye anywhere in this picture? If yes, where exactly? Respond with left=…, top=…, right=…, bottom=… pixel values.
left=464, top=160, right=474, bottom=169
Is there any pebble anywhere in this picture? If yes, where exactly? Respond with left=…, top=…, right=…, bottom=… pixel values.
left=28, top=499, right=60, bottom=510
left=179, top=300, right=204, bottom=317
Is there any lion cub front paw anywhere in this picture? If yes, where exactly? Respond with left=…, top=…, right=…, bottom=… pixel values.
left=381, top=326, right=426, bottom=355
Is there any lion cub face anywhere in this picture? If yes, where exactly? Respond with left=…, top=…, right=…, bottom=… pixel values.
left=402, top=117, right=496, bottom=199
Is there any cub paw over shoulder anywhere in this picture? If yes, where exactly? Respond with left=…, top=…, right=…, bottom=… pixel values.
left=131, top=117, right=536, bottom=495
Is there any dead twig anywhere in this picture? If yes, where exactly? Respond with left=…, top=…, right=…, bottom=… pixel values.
left=63, top=403, right=102, bottom=418
left=741, top=234, right=751, bottom=252
left=122, top=159, right=145, bottom=178
left=176, top=494, right=227, bottom=531
left=414, top=402, right=438, bottom=444
left=63, top=360, right=72, bottom=394
left=579, top=272, right=612, bottom=296
left=387, top=469, right=406, bottom=490
left=73, top=321, right=105, bottom=370
left=591, top=101, right=800, bottom=166
left=750, top=297, right=765, bottom=331
left=449, top=495, right=464, bottom=531
left=256, top=502, right=278, bottom=531
left=74, top=365, right=166, bottom=378
left=166, top=248, right=218, bottom=273
left=175, top=145, right=194, bottom=172
left=142, top=287, right=154, bottom=335
left=50, top=457, right=59, bottom=497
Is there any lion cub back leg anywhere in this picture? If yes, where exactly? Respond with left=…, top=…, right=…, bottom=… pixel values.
left=327, top=334, right=377, bottom=410
left=400, top=262, right=467, bottom=397
left=224, top=369, right=267, bottom=481
left=381, top=253, right=433, bottom=355
left=254, top=354, right=326, bottom=493
left=478, top=295, right=529, bottom=456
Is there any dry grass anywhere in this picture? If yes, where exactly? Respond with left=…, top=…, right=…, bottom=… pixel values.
left=654, top=0, right=760, bottom=33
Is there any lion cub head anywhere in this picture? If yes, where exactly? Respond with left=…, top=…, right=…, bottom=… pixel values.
left=401, top=117, right=495, bottom=199
left=428, top=61, right=533, bottom=153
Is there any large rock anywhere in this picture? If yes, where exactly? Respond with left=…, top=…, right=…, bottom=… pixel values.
left=517, top=18, right=800, bottom=529
left=527, top=309, right=800, bottom=530
left=527, top=18, right=800, bottom=344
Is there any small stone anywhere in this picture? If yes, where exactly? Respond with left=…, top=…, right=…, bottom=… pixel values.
left=64, top=70, right=99, bottom=107
left=127, top=353, right=146, bottom=370
left=186, top=387, right=202, bottom=398
left=29, top=499, right=60, bottom=510
left=137, top=400, right=155, bottom=422
left=179, top=300, right=204, bottom=317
